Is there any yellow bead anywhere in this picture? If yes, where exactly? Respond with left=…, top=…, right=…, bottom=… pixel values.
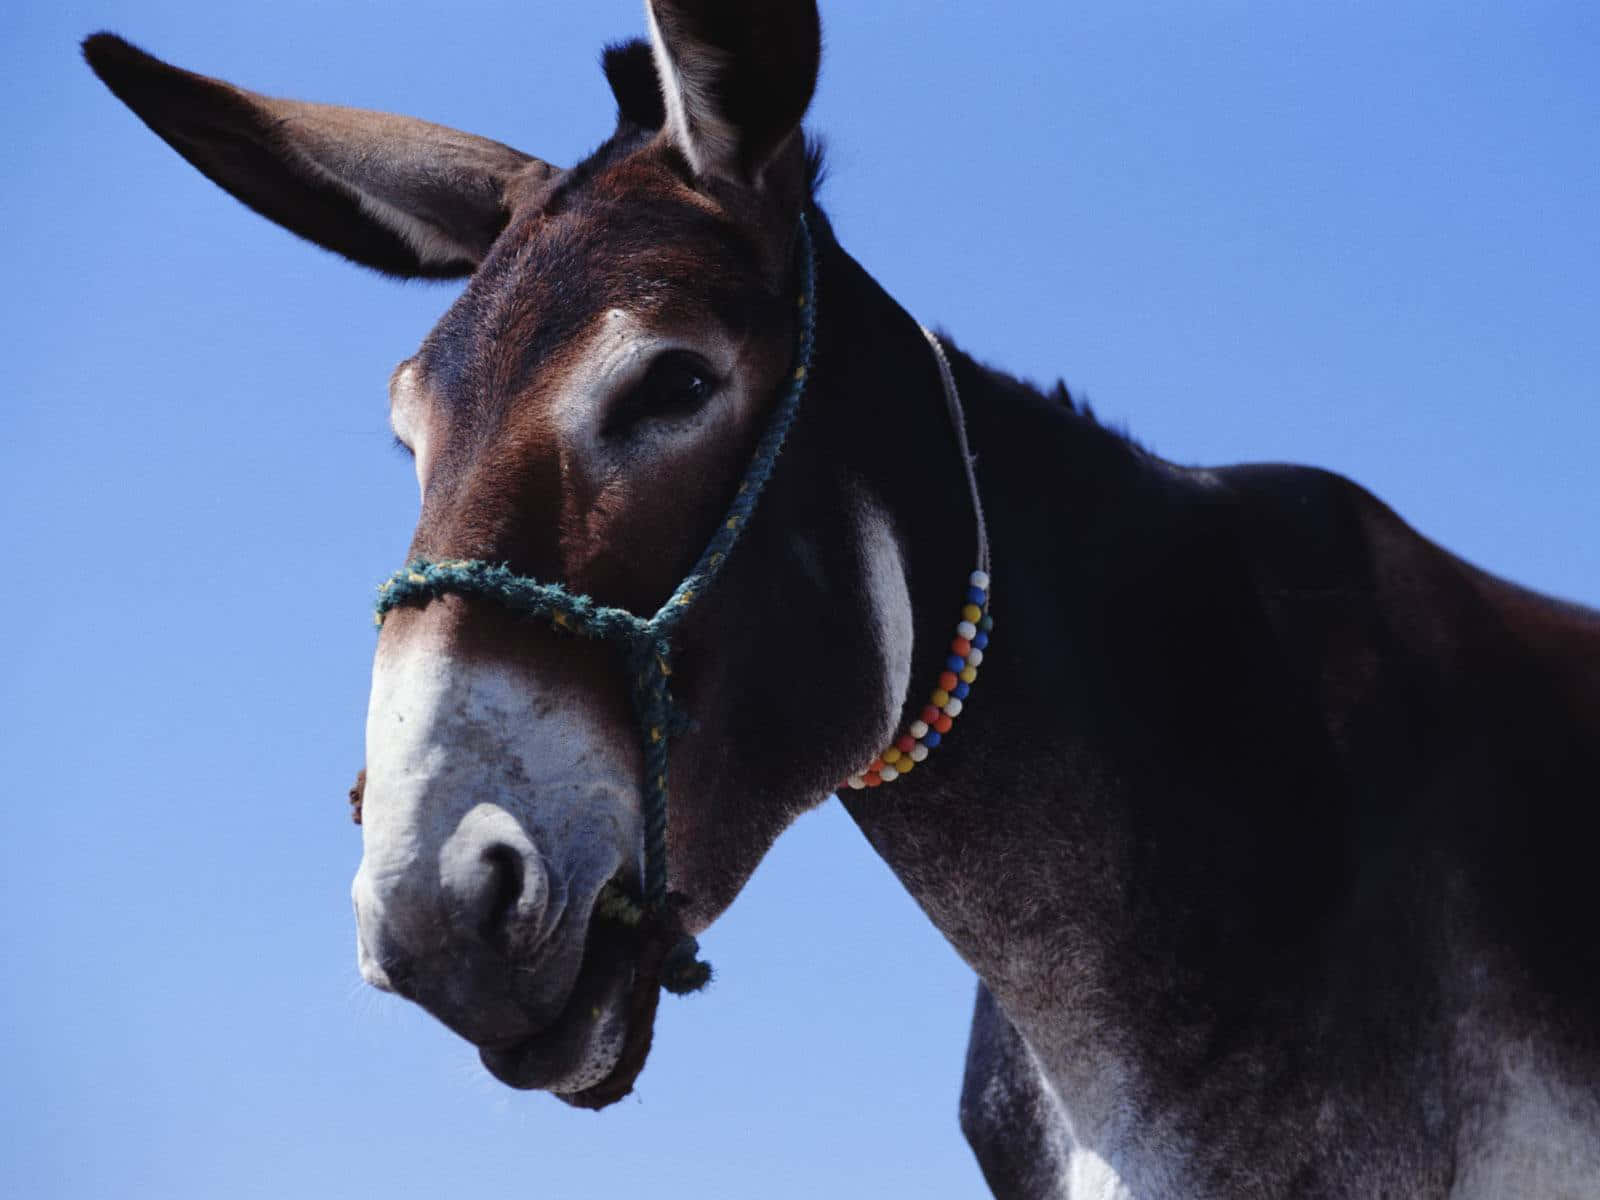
left=931, top=688, right=950, bottom=707
left=961, top=603, right=983, bottom=623
left=959, top=666, right=978, bottom=684
left=895, top=757, right=914, bottom=775
left=882, top=747, right=902, bottom=765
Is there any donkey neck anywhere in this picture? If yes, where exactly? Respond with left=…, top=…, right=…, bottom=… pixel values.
left=817, top=222, right=1158, bottom=995
left=817, top=222, right=1368, bottom=1151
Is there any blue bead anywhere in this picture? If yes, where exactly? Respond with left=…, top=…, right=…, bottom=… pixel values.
left=953, top=682, right=970, bottom=699
left=945, top=654, right=965, bottom=673
left=978, top=615, right=993, bottom=633
left=922, top=731, right=941, bottom=748
left=973, top=631, right=989, bottom=650
left=966, top=585, right=987, bottom=606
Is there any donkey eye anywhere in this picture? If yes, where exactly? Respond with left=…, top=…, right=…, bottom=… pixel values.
left=607, top=350, right=718, bottom=433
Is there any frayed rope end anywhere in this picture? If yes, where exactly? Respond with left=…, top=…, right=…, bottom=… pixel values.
left=660, top=935, right=712, bottom=995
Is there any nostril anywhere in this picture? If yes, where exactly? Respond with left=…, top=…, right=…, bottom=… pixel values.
left=477, top=843, right=525, bottom=947
left=438, top=811, right=549, bottom=952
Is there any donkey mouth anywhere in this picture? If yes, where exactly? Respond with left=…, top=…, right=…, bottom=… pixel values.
left=477, top=895, right=674, bottom=1108
left=476, top=908, right=636, bottom=1089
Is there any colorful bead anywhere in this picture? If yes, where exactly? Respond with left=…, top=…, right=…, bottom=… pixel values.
left=847, top=567, right=989, bottom=787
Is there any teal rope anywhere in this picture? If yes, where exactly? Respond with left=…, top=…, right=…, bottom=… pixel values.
left=373, top=215, right=818, bottom=996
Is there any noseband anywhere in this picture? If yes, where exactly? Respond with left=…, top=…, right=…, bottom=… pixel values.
left=371, top=214, right=819, bottom=994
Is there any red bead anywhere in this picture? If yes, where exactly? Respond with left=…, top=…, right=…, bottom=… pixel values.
left=934, top=714, right=953, bottom=734
left=921, top=705, right=941, bottom=725
left=868, top=758, right=885, bottom=774
left=896, top=735, right=916, bottom=754
left=951, top=637, right=972, bottom=657
left=864, top=771, right=883, bottom=788
left=939, top=671, right=959, bottom=692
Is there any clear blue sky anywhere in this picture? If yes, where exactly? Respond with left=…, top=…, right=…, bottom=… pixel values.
left=4, top=2, right=1597, bottom=1197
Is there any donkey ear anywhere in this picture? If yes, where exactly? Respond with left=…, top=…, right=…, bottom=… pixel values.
left=83, top=34, right=560, bottom=279
left=645, top=0, right=820, bottom=185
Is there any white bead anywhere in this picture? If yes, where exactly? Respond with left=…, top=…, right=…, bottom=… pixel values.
left=943, top=697, right=964, bottom=717
left=956, top=620, right=977, bottom=640
left=846, top=775, right=866, bottom=790
left=966, top=648, right=984, bottom=667
left=909, top=719, right=929, bottom=739
left=969, top=570, right=990, bottom=589
left=879, top=765, right=900, bottom=782
left=909, top=744, right=929, bottom=762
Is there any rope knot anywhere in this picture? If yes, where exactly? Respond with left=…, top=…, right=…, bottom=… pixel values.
left=660, top=934, right=712, bottom=995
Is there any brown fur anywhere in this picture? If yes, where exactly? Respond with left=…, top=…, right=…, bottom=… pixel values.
left=86, top=6, right=1600, bottom=1194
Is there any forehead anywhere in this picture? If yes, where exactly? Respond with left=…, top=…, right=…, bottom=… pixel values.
left=414, top=143, right=785, bottom=392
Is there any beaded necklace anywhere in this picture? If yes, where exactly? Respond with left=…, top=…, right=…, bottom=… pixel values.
left=841, top=328, right=992, bottom=791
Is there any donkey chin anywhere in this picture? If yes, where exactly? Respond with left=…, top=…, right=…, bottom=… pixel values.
left=351, top=633, right=655, bottom=1103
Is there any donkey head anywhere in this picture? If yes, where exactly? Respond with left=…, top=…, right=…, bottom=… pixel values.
left=87, top=1, right=917, bottom=1105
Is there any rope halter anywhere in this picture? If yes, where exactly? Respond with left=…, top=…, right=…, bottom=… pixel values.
left=372, top=214, right=818, bottom=995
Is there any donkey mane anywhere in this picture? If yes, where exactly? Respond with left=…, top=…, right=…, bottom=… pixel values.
left=934, top=337, right=1146, bottom=462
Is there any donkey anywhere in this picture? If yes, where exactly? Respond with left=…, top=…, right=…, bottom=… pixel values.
left=86, top=4, right=1600, bottom=1197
